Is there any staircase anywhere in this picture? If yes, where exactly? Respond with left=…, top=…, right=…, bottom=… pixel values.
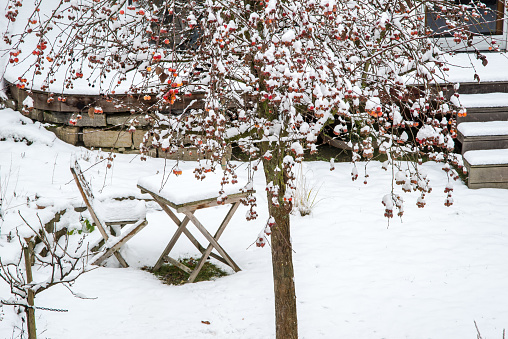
left=456, top=88, right=508, bottom=189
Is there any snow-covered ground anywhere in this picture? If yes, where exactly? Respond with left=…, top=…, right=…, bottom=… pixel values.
left=0, top=107, right=508, bottom=338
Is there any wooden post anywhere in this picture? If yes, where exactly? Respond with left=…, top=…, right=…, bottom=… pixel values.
left=23, top=237, right=37, bottom=339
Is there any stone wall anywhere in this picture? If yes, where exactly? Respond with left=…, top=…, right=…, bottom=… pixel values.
left=1, top=82, right=232, bottom=161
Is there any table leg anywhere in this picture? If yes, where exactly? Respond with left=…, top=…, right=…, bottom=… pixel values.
left=152, top=195, right=206, bottom=248
left=187, top=202, right=241, bottom=283
left=152, top=213, right=192, bottom=271
left=151, top=196, right=231, bottom=265
left=183, top=210, right=240, bottom=273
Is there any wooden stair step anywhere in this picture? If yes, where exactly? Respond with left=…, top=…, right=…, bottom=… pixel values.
left=457, top=93, right=508, bottom=123
left=457, top=82, right=508, bottom=95
left=457, top=121, right=508, bottom=153
left=463, top=149, right=508, bottom=189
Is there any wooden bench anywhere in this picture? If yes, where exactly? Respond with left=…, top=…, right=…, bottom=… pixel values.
left=70, top=159, right=148, bottom=267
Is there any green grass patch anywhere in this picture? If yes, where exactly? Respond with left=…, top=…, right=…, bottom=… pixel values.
left=144, top=257, right=229, bottom=285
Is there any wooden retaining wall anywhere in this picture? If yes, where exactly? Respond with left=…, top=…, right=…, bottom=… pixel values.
left=2, top=81, right=211, bottom=158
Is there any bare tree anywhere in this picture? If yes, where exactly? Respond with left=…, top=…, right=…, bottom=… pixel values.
left=0, top=213, right=93, bottom=339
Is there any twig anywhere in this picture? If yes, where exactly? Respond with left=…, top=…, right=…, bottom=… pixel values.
left=51, top=154, right=58, bottom=184
left=474, top=320, right=483, bottom=339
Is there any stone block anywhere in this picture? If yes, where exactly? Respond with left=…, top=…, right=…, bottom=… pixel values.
left=143, top=149, right=158, bottom=158
left=162, top=147, right=201, bottom=161
left=28, top=108, right=44, bottom=121
left=158, top=144, right=232, bottom=163
left=43, top=111, right=68, bottom=124
left=75, top=113, right=107, bottom=127
left=107, top=114, right=151, bottom=127
left=82, top=128, right=132, bottom=148
left=52, top=126, right=80, bottom=145
left=132, top=129, right=152, bottom=149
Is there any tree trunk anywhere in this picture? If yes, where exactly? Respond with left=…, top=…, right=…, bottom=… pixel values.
left=269, top=202, right=298, bottom=339
left=23, top=238, right=37, bottom=339
left=263, top=157, right=298, bottom=339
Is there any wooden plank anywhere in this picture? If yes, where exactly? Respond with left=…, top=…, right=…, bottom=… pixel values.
left=151, top=194, right=229, bottom=266
left=206, top=252, right=229, bottom=266
left=7, top=81, right=216, bottom=113
left=187, top=202, right=241, bottom=283
left=112, top=250, right=129, bottom=268
left=71, top=163, right=129, bottom=267
left=137, top=184, right=252, bottom=212
left=211, top=202, right=240, bottom=243
left=467, top=165, right=508, bottom=184
left=183, top=211, right=241, bottom=273
left=176, top=193, right=252, bottom=213
left=93, top=220, right=148, bottom=266
left=459, top=135, right=508, bottom=153
left=43, top=110, right=107, bottom=127
left=149, top=194, right=205, bottom=250
left=152, top=214, right=191, bottom=271
left=165, top=255, right=193, bottom=274
left=151, top=214, right=191, bottom=271
left=70, top=166, right=109, bottom=241
left=457, top=81, right=508, bottom=95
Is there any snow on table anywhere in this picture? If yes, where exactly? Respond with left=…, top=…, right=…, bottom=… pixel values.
left=137, top=170, right=247, bottom=206
left=459, top=92, right=508, bottom=108
left=464, top=149, right=508, bottom=166
left=457, top=121, right=508, bottom=137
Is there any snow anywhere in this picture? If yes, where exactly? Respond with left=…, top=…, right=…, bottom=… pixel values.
left=0, top=2, right=145, bottom=95
left=94, top=199, right=146, bottom=223
left=459, top=92, right=508, bottom=108
left=444, top=52, right=508, bottom=83
left=22, top=95, right=33, bottom=108
left=457, top=121, right=508, bottom=137
left=137, top=171, right=246, bottom=206
left=0, top=107, right=57, bottom=146
left=1, top=107, right=508, bottom=338
left=464, top=149, right=508, bottom=166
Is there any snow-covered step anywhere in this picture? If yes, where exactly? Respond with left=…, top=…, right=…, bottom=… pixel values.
left=463, top=149, right=508, bottom=189
left=457, top=93, right=508, bottom=123
left=457, top=121, right=508, bottom=153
